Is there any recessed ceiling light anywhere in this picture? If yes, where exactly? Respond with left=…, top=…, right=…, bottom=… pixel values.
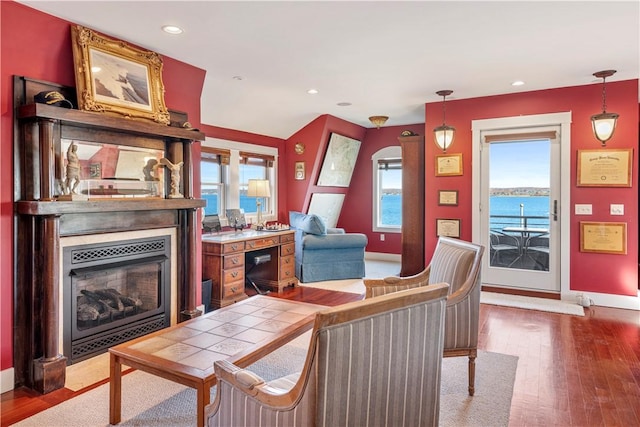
left=307, top=89, right=319, bottom=95
left=162, top=25, right=183, bottom=35
left=337, top=102, right=352, bottom=107
left=512, top=80, right=525, bottom=86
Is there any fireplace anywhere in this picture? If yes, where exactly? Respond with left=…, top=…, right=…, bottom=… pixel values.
left=62, top=235, right=171, bottom=363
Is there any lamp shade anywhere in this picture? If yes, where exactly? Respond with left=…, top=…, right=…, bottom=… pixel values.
left=591, top=112, right=619, bottom=145
left=247, top=179, right=271, bottom=198
left=434, top=124, right=455, bottom=152
left=369, top=116, right=389, bottom=129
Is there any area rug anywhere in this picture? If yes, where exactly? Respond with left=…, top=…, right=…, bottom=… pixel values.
left=299, top=259, right=400, bottom=295
left=13, top=339, right=517, bottom=427
left=481, top=291, right=584, bottom=316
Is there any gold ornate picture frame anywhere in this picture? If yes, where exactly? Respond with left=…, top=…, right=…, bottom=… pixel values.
left=70, top=25, right=170, bottom=125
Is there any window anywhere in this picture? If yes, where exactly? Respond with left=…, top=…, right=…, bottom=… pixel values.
left=201, top=139, right=277, bottom=224
left=372, top=146, right=402, bottom=232
left=201, top=148, right=227, bottom=215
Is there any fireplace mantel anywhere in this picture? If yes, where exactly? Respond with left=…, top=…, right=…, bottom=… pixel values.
left=13, top=76, right=205, bottom=393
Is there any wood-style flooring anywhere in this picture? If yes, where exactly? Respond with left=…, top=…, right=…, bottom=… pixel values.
left=2, top=286, right=639, bottom=426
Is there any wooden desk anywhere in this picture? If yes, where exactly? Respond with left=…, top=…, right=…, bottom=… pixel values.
left=202, top=229, right=297, bottom=309
left=109, top=296, right=324, bottom=427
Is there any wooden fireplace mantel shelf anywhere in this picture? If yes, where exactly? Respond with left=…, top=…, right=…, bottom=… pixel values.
left=18, top=103, right=205, bottom=141
left=16, top=198, right=206, bottom=216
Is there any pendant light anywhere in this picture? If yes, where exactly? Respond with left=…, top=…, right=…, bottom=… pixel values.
left=590, top=70, right=619, bottom=146
left=369, top=116, right=389, bottom=129
left=433, top=90, right=455, bottom=152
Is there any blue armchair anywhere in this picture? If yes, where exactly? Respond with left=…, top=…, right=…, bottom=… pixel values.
left=289, top=211, right=367, bottom=283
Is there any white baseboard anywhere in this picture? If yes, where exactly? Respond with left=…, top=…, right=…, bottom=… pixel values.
left=562, top=290, right=640, bottom=311
left=365, top=252, right=401, bottom=263
left=1, top=367, right=15, bottom=393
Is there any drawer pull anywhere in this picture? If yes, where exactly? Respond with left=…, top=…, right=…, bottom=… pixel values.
left=285, top=271, right=291, bottom=276
left=231, top=286, right=237, bottom=293
left=231, top=244, right=238, bottom=250
left=284, top=258, right=291, bottom=264
left=231, top=258, right=239, bottom=265
left=231, top=271, right=238, bottom=278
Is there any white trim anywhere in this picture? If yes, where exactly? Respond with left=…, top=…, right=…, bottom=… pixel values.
left=472, top=112, right=572, bottom=297
left=566, top=290, right=640, bottom=311
left=371, top=146, right=402, bottom=233
left=365, top=251, right=402, bottom=263
left=1, top=367, right=15, bottom=393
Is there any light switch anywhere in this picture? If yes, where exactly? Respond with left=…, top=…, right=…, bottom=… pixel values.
left=610, top=204, right=624, bottom=215
left=575, top=204, right=592, bottom=215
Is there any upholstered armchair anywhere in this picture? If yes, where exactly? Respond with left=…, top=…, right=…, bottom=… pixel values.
left=205, top=284, right=449, bottom=427
left=289, top=211, right=367, bottom=283
left=364, top=236, right=484, bottom=396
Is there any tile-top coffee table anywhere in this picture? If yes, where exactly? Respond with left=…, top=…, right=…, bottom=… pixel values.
left=109, top=296, right=326, bottom=427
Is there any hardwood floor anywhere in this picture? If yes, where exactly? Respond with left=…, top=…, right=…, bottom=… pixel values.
left=2, top=286, right=639, bottom=426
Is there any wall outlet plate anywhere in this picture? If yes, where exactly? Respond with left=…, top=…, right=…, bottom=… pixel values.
left=575, top=204, right=592, bottom=215
left=610, top=204, right=624, bottom=215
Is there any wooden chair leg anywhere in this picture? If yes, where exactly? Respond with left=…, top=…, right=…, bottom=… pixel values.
left=468, top=349, right=477, bottom=396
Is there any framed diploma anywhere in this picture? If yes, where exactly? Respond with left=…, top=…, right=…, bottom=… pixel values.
left=577, top=149, right=633, bottom=187
left=580, top=221, right=627, bottom=254
left=438, top=190, right=458, bottom=206
left=435, top=153, right=463, bottom=176
left=436, top=218, right=461, bottom=238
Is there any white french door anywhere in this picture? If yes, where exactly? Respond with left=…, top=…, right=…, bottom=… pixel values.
left=472, top=113, right=571, bottom=294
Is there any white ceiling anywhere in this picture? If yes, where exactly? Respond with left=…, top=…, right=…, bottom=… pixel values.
left=20, top=1, right=640, bottom=139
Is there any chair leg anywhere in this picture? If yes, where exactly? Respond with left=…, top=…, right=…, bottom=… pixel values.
left=468, top=349, right=477, bottom=396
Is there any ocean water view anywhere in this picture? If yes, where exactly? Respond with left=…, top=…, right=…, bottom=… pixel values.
left=204, top=193, right=550, bottom=229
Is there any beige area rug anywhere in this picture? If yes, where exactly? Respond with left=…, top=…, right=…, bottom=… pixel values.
left=299, top=259, right=400, bottom=294
left=481, top=291, right=585, bottom=316
left=13, top=332, right=517, bottom=427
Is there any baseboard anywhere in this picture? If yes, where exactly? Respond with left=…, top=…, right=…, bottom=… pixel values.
left=563, top=290, right=640, bottom=311
left=365, top=252, right=401, bottom=262
left=1, top=367, right=15, bottom=393
left=481, top=285, right=560, bottom=300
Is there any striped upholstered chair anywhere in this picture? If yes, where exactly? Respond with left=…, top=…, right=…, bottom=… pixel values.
left=205, top=284, right=449, bottom=427
left=364, top=236, right=484, bottom=396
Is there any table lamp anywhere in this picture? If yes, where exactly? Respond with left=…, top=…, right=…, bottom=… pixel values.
left=247, top=179, right=271, bottom=229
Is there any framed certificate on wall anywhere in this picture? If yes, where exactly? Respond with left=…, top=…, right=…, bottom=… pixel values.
left=435, top=154, right=463, bottom=176
left=577, top=149, right=633, bottom=187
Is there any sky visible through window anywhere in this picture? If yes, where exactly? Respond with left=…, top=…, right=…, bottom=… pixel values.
left=490, top=139, right=550, bottom=188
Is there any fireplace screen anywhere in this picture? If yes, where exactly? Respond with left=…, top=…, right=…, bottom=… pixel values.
left=63, top=236, right=171, bottom=363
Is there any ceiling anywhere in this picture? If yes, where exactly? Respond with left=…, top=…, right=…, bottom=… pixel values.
left=19, top=1, right=640, bottom=139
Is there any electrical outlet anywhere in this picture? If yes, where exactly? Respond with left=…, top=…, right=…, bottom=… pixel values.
left=610, top=204, right=624, bottom=215
left=575, top=204, right=592, bottom=215
left=380, top=234, right=385, bottom=241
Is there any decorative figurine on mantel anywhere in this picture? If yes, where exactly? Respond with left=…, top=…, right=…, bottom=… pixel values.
left=159, top=158, right=184, bottom=198
left=58, top=142, right=88, bottom=201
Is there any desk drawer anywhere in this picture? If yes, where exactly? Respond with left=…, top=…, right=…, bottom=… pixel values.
left=280, top=233, right=294, bottom=243
left=280, top=259, right=295, bottom=280
left=246, top=237, right=278, bottom=251
left=280, top=243, right=295, bottom=257
left=223, top=254, right=245, bottom=269
left=222, top=242, right=245, bottom=254
left=223, top=267, right=244, bottom=284
left=223, top=279, right=245, bottom=299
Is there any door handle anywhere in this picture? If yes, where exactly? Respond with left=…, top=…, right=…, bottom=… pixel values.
left=553, top=200, right=558, bottom=221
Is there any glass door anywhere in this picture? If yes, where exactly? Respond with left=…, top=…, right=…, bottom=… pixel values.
left=480, top=131, right=560, bottom=292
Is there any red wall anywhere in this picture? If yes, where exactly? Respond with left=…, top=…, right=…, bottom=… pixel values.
left=0, top=1, right=206, bottom=372
left=424, top=81, right=639, bottom=296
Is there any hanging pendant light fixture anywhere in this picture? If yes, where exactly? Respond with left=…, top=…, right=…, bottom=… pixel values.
left=590, top=70, right=619, bottom=146
left=433, top=90, right=455, bottom=152
left=369, top=115, right=389, bottom=129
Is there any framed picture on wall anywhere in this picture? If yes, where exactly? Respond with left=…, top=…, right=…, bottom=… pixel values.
left=576, top=148, right=633, bottom=187
left=317, top=133, right=361, bottom=187
left=436, top=218, right=461, bottom=238
left=70, top=25, right=170, bottom=125
left=435, top=153, right=463, bottom=176
left=579, top=221, right=627, bottom=254
left=438, top=190, right=458, bottom=206
left=294, top=161, right=305, bottom=180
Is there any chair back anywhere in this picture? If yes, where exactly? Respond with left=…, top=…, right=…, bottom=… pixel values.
left=428, top=237, right=483, bottom=296
left=311, top=284, right=449, bottom=427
